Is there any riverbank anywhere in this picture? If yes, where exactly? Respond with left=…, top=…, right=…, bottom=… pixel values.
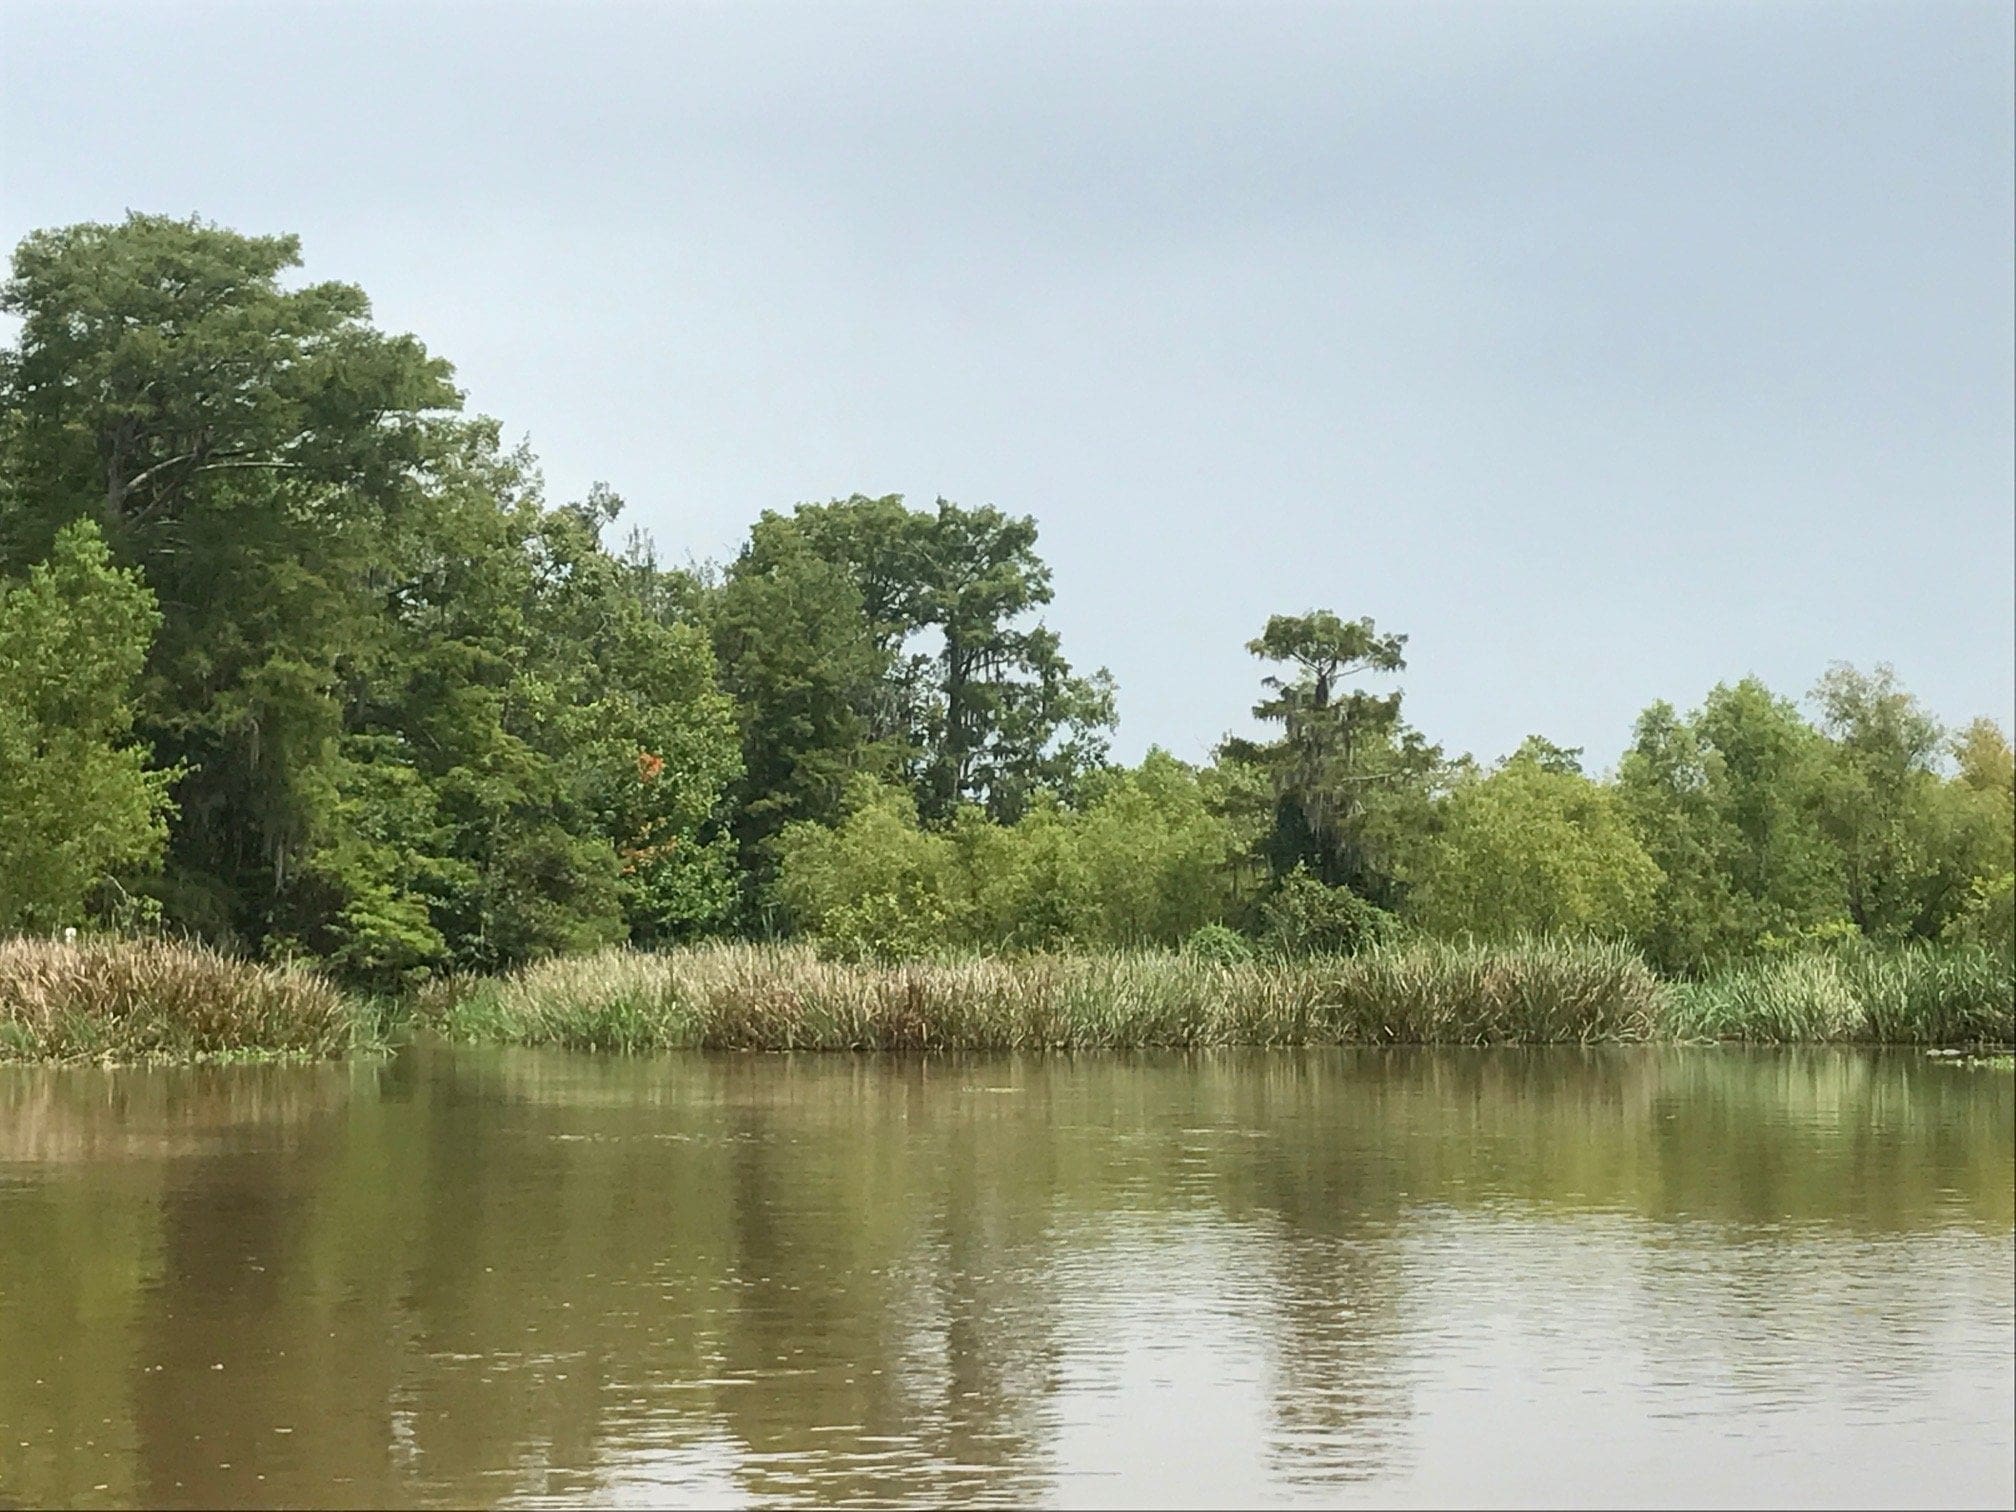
left=3, top=936, right=2010, bottom=1063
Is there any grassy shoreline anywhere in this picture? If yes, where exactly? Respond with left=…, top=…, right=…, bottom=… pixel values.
left=3, top=936, right=2011, bottom=1064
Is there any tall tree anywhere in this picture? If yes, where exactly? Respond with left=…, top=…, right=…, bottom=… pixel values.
left=1943, top=718, right=2016, bottom=954
left=0, top=216, right=740, bottom=977
left=1219, top=611, right=1435, bottom=904
left=712, top=512, right=893, bottom=890
left=1617, top=678, right=1840, bottom=968
left=0, top=214, right=462, bottom=945
left=515, top=490, right=741, bottom=950
left=781, top=494, right=1115, bottom=822
left=1812, top=664, right=2003, bottom=941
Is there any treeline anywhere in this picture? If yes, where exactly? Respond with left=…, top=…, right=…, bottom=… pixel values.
left=1, top=214, right=2010, bottom=985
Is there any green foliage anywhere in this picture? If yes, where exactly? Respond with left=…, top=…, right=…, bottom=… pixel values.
left=1811, top=666, right=2011, bottom=944
left=1616, top=680, right=1841, bottom=969
left=0, top=522, right=175, bottom=929
left=1408, top=749, right=1661, bottom=942
left=0, top=216, right=738, bottom=980
left=774, top=781, right=962, bottom=960
left=1055, top=750, right=1243, bottom=944
left=1944, top=872, right=2014, bottom=959
left=516, top=492, right=742, bottom=948
left=1182, top=923, right=1254, bottom=966
left=3, top=214, right=2011, bottom=1008
left=1259, top=865, right=1394, bottom=956
left=712, top=513, right=893, bottom=883
left=1940, top=719, right=2016, bottom=959
left=1, top=214, right=461, bottom=949
left=774, top=754, right=1244, bottom=955
left=1220, top=610, right=1439, bottom=906
left=1753, top=915, right=1862, bottom=954
left=785, top=494, right=1116, bottom=822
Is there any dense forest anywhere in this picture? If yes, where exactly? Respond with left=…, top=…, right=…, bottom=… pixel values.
left=2, top=214, right=2011, bottom=988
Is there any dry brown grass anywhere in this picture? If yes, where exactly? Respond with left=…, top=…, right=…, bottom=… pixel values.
left=0, top=935, right=357, bottom=1062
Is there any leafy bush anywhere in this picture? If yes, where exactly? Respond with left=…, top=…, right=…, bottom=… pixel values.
left=812, top=890, right=957, bottom=964
left=775, top=760, right=1245, bottom=954
left=1754, top=916, right=1862, bottom=954
left=1261, top=866, right=1394, bottom=956
left=1183, top=923, right=1254, bottom=966
left=1943, top=873, right=2014, bottom=960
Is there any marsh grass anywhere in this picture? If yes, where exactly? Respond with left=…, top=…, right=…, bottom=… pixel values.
left=0, top=936, right=361, bottom=1062
left=439, top=937, right=1668, bottom=1052
left=1666, top=944, right=2014, bottom=1045
left=6, top=934, right=2004, bottom=1064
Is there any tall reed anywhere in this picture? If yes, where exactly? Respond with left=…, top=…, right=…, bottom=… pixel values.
left=439, top=937, right=1668, bottom=1052
left=0, top=936, right=359, bottom=1062
left=7, top=934, right=2003, bottom=1064
left=1667, top=944, right=2014, bottom=1045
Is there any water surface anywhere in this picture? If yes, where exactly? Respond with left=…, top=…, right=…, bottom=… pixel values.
left=2, top=1047, right=2010, bottom=1509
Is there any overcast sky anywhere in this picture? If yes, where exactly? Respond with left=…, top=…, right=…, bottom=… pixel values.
left=4, top=0, right=2011, bottom=768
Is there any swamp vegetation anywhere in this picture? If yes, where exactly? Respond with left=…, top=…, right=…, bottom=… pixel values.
left=1, top=934, right=2009, bottom=1062
left=0, top=214, right=2012, bottom=1059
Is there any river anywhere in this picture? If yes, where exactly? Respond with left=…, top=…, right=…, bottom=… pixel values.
left=1, top=1046, right=2010, bottom=1509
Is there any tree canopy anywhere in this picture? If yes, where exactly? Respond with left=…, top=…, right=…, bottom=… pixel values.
left=3, top=213, right=2009, bottom=979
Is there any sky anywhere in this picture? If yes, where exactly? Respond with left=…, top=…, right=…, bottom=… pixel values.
left=2, top=0, right=2011, bottom=770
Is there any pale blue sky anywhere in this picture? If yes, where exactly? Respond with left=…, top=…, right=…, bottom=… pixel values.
left=4, top=0, right=2011, bottom=768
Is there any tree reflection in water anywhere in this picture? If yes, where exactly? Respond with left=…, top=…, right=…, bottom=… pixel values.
left=0, top=1045, right=2009, bottom=1509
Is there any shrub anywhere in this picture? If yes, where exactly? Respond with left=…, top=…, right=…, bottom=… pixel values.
left=1943, top=873, right=2015, bottom=960
left=813, top=890, right=957, bottom=964
left=1261, top=866, right=1394, bottom=956
left=1183, top=923, right=1254, bottom=966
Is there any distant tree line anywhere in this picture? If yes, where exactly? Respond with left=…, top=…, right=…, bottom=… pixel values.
left=2, top=215, right=2009, bottom=981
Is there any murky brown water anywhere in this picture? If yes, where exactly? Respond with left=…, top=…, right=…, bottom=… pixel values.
left=0, top=1046, right=2010, bottom=1510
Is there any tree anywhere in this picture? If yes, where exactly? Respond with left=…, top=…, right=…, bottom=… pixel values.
left=773, top=780, right=961, bottom=960
left=361, top=482, right=740, bottom=971
left=951, top=749, right=1243, bottom=949
left=1407, top=745, right=1661, bottom=941
left=771, top=751, right=1245, bottom=954
left=1258, top=865, right=1395, bottom=956
left=712, top=512, right=894, bottom=893
left=1068, top=750, right=1244, bottom=944
left=1810, top=663, right=1992, bottom=941
left=520, top=492, right=742, bottom=948
left=1218, top=611, right=1435, bottom=905
left=0, top=216, right=742, bottom=978
left=0, top=521, right=175, bottom=929
left=1941, top=718, right=2015, bottom=956
left=1617, top=679, right=1841, bottom=969
left=0, top=214, right=462, bottom=947
left=786, top=494, right=1115, bottom=822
